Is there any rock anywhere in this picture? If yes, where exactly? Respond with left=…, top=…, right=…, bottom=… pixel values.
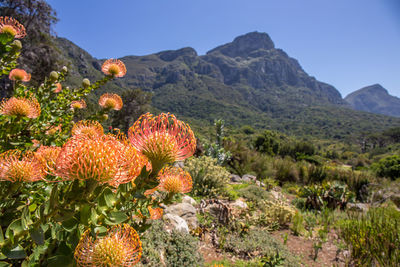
left=163, top=214, right=189, bottom=233
left=231, top=199, right=248, bottom=209
left=389, top=194, right=400, bottom=209
left=182, top=195, right=197, bottom=206
left=242, top=174, right=256, bottom=182
left=347, top=203, right=369, bottom=212
left=230, top=174, right=242, bottom=183
left=270, top=190, right=284, bottom=201
left=255, top=180, right=266, bottom=187
left=164, top=203, right=198, bottom=230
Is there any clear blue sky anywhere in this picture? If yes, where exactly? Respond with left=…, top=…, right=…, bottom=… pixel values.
left=47, top=0, right=400, bottom=97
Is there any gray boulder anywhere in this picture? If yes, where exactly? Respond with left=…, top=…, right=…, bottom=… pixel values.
left=165, top=203, right=198, bottom=230
left=242, top=174, right=257, bottom=182
left=163, top=213, right=189, bottom=233
left=182, top=195, right=197, bottom=206
left=230, top=174, right=242, bottom=183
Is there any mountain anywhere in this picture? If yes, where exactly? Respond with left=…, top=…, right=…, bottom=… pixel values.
left=55, top=33, right=400, bottom=139
left=345, top=84, right=400, bottom=117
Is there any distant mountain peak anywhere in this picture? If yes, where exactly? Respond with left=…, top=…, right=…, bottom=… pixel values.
left=207, top=31, right=275, bottom=57
left=157, top=47, right=197, bottom=62
left=345, top=84, right=400, bottom=117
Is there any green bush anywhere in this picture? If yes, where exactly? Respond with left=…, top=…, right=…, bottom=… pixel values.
left=138, top=221, right=203, bottom=267
left=184, top=156, right=230, bottom=197
left=238, top=185, right=271, bottom=208
left=273, top=157, right=299, bottom=184
left=338, top=206, right=400, bottom=266
left=374, top=155, right=400, bottom=180
left=222, top=228, right=299, bottom=266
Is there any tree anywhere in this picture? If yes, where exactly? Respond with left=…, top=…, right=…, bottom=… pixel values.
left=0, top=0, right=60, bottom=94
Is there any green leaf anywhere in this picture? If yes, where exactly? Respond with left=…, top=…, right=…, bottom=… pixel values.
left=47, top=255, right=73, bottom=267
left=0, top=261, right=11, bottom=267
left=105, top=211, right=128, bottom=225
left=0, top=227, right=4, bottom=243
left=2, top=245, right=27, bottom=259
left=80, top=204, right=91, bottom=225
left=29, top=227, right=44, bottom=245
left=61, top=217, right=78, bottom=232
left=5, top=219, right=23, bottom=240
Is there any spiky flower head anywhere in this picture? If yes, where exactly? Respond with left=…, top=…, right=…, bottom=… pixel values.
left=74, top=224, right=142, bottom=267
left=72, top=120, right=104, bottom=138
left=71, top=100, right=87, bottom=109
left=53, top=83, right=62, bottom=93
left=55, top=134, right=146, bottom=186
left=0, top=97, right=40, bottom=118
left=0, top=16, right=26, bottom=38
left=34, top=146, right=61, bottom=174
left=0, top=150, right=44, bottom=182
left=101, top=59, right=127, bottom=77
left=99, top=93, right=123, bottom=111
left=148, top=206, right=163, bottom=220
left=45, top=124, right=62, bottom=135
left=9, top=69, right=31, bottom=82
left=158, top=167, right=193, bottom=194
left=128, top=113, right=196, bottom=170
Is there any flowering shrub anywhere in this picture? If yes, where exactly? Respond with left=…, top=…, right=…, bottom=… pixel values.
left=0, top=17, right=196, bottom=266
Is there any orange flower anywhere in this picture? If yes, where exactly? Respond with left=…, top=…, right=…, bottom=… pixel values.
left=101, top=59, right=127, bottom=77
left=0, top=150, right=44, bottom=182
left=9, top=69, right=31, bottom=82
left=71, top=120, right=104, bottom=138
left=53, top=83, right=62, bottom=93
left=70, top=100, right=87, bottom=109
left=0, top=97, right=40, bottom=118
left=55, top=134, right=146, bottom=187
left=74, top=224, right=142, bottom=267
left=0, top=16, right=26, bottom=38
left=34, top=146, right=61, bottom=174
left=157, top=167, right=193, bottom=194
left=99, top=93, right=123, bottom=110
left=45, top=124, right=62, bottom=135
left=148, top=206, right=163, bottom=220
left=128, top=113, right=196, bottom=169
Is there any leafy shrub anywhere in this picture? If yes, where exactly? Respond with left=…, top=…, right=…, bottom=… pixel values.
left=374, top=155, right=400, bottom=180
left=338, top=206, right=400, bottom=266
left=264, top=200, right=296, bottom=227
left=273, top=157, right=299, bottom=184
left=138, top=221, right=203, bottom=267
left=238, top=185, right=271, bottom=208
left=184, top=156, right=230, bottom=197
left=222, top=228, right=299, bottom=266
left=299, top=182, right=355, bottom=210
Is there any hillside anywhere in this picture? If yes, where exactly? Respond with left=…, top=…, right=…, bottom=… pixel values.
left=55, top=33, right=400, bottom=139
left=345, top=84, right=400, bottom=117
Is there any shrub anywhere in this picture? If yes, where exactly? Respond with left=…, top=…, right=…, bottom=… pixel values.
left=273, top=157, right=299, bottom=184
left=184, top=156, right=230, bottom=197
left=264, top=200, right=296, bottom=227
left=238, top=185, right=271, bottom=208
left=338, top=206, right=400, bottom=266
left=374, top=155, right=400, bottom=180
left=222, top=228, right=299, bottom=266
left=138, top=221, right=203, bottom=267
left=299, top=182, right=355, bottom=210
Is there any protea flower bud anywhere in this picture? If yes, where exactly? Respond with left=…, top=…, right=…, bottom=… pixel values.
left=74, top=224, right=142, bottom=266
left=101, top=59, right=127, bottom=77
left=82, top=78, right=91, bottom=88
left=0, top=150, right=44, bottom=182
left=62, top=66, right=68, bottom=73
left=49, top=71, right=59, bottom=81
left=11, top=40, right=22, bottom=50
left=70, top=100, right=87, bottom=110
left=128, top=113, right=196, bottom=171
left=0, top=16, right=26, bottom=38
left=157, top=166, right=193, bottom=194
left=99, top=93, right=123, bottom=110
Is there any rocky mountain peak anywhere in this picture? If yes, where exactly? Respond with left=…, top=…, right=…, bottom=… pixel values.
left=206, top=31, right=275, bottom=58
left=157, top=47, right=198, bottom=62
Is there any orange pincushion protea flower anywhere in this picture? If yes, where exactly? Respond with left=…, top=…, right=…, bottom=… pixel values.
left=70, top=100, right=87, bottom=109
left=0, top=150, right=44, bottom=182
left=128, top=113, right=196, bottom=169
left=53, top=83, right=62, bottom=93
left=74, top=224, right=142, bottom=267
left=0, top=17, right=26, bottom=38
left=99, top=93, right=123, bottom=110
left=45, top=124, right=62, bottom=135
left=0, top=97, right=40, bottom=118
left=55, top=134, right=146, bottom=186
left=9, top=69, right=31, bottom=82
left=71, top=120, right=104, bottom=138
left=158, top=167, right=193, bottom=194
left=101, top=59, right=127, bottom=77
left=34, top=146, right=61, bottom=174
left=148, top=206, right=163, bottom=220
